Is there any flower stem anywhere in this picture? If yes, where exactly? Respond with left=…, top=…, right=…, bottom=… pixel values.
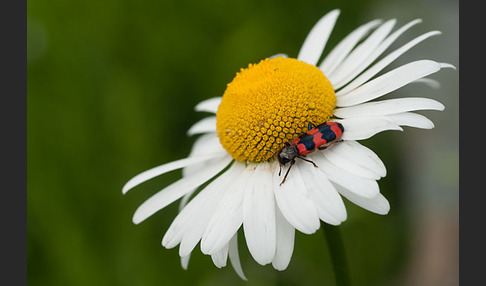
left=322, top=222, right=351, bottom=286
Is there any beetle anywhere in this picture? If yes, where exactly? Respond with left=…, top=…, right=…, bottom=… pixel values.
left=276, top=121, right=344, bottom=185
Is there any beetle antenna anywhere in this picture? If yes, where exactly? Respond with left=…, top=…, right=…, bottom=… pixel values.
left=265, top=149, right=276, bottom=156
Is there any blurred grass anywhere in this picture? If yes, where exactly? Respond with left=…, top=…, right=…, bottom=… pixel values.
left=27, top=0, right=457, bottom=285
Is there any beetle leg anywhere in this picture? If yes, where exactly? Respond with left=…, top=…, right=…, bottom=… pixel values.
left=298, top=156, right=318, bottom=168
left=279, top=160, right=295, bottom=186
left=318, top=139, right=343, bottom=150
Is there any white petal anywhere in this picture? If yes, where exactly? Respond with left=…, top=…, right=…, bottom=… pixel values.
left=322, top=140, right=386, bottom=179
left=273, top=161, right=320, bottom=234
left=132, top=155, right=232, bottom=224
left=313, top=155, right=380, bottom=199
left=336, top=185, right=390, bottom=215
left=297, top=9, right=340, bottom=65
left=412, top=78, right=441, bottom=89
left=328, top=19, right=396, bottom=87
left=168, top=163, right=242, bottom=253
left=211, top=243, right=229, bottom=268
left=187, top=116, right=216, bottom=136
left=194, top=97, right=222, bottom=114
left=180, top=135, right=228, bottom=210
left=334, top=97, right=444, bottom=118
left=297, top=162, right=347, bottom=225
left=228, top=234, right=247, bottom=281
left=324, top=146, right=382, bottom=180
left=336, top=60, right=443, bottom=107
left=387, top=112, right=435, bottom=129
left=272, top=205, right=295, bottom=271
left=182, top=134, right=226, bottom=177
left=333, top=19, right=423, bottom=90
left=178, top=190, right=194, bottom=212
left=200, top=164, right=250, bottom=255
left=167, top=163, right=241, bottom=256
left=337, top=30, right=441, bottom=95
left=336, top=116, right=403, bottom=141
left=242, top=162, right=276, bottom=265
left=177, top=195, right=219, bottom=255
left=269, top=53, right=288, bottom=59
left=181, top=254, right=190, bottom=270
left=123, top=153, right=223, bottom=194
left=320, top=19, right=383, bottom=75
left=185, top=133, right=224, bottom=158
left=439, top=62, right=456, bottom=70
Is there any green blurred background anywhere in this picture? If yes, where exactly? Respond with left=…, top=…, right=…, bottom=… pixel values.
left=27, top=0, right=459, bottom=285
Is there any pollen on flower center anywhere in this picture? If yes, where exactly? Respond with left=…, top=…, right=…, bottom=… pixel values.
left=216, top=57, right=336, bottom=163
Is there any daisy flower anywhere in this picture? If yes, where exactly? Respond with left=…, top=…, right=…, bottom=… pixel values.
left=122, top=9, right=453, bottom=280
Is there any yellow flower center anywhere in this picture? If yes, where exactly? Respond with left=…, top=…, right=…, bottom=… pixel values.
left=216, top=57, right=336, bottom=163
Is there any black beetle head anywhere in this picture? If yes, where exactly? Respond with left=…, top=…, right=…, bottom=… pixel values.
left=277, top=145, right=299, bottom=166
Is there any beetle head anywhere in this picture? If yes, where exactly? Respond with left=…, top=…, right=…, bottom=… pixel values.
left=277, top=145, right=299, bottom=166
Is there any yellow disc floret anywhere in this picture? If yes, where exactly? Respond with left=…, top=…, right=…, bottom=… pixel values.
left=216, top=57, right=336, bottom=163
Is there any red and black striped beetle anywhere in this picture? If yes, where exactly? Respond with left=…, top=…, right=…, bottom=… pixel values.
left=276, top=121, right=344, bottom=185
